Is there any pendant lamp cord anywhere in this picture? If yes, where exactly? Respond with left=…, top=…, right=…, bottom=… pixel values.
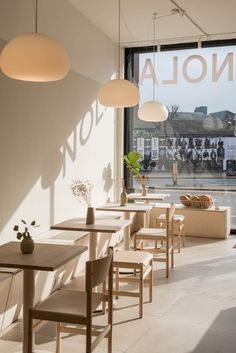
left=152, top=13, right=157, bottom=101
left=35, top=0, right=38, bottom=33
left=33, top=0, right=38, bottom=33
left=118, top=0, right=121, bottom=79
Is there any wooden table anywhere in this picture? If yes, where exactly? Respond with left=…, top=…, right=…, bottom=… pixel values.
left=51, top=218, right=131, bottom=260
left=96, top=203, right=153, bottom=250
left=127, top=192, right=170, bottom=203
left=0, top=241, right=87, bottom=353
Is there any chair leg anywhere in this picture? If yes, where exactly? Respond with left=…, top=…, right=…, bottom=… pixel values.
left=56, top=322, right=61, bottom=353
left=139, top=264, right=143, bottom=318
left=27, top=310, right=33, bottom=353
left=178, top=232, right=181, bottom=253
left=134, top=234, right=137, bottom=250
left=108, top=328, right=112, bottom=353
left=86, top=320, right=92, bottom=353
left=171, top=239, right=174, bottom=269
left=149, top=259, right=153, bottom=302
left=166, top=253, right=169, bottom=278
left=102, top=281, right=106, bottom=314
left=182, top=222, right=186, bottom=247
left=115, top=267, right=119, bottom=299
left=108, top=293, right=113, bottom=353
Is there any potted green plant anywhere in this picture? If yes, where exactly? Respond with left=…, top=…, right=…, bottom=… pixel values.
left=123, top=151, right=142, bottom=193
left=13, top=219, right=39, bottom=254
left=123, top=151, right=142, bottom=177
left=123, top=151, right=149, bottom=195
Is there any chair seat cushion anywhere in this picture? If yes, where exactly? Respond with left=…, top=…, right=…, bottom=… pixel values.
left=157, top=214, right=185, bottom=222
left=136, top=227, right=166, bottom=238
left=114, top=250, right=152, bottom=265
left=34, top=289, right=103, bottom=318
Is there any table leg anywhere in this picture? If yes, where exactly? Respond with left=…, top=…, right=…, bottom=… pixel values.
left=89, top=232, right=97, bottom=260
left=143, top=211, right=149, bottom=228
left=123, top=213, right=131, bottom=250
left=23, top=269, right=34, bottom=353
left=21, top=270, right=50, bottom=353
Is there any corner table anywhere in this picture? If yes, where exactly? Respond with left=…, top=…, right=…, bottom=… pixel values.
left=96, top=203, right=153, bottom=250
left=0, top=241, right=87, bottom=353
left=51, top=218, right=131, bottom=260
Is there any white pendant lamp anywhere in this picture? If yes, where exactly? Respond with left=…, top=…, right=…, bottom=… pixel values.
left=98, top=78, right=139, bottom=108
left=98, top=0, right=139, bottom=108
left=138, top=13, right=168, bottom=122
left=0, top=0, right=69, bottom=82
left=138, top=100, right=168, bottom=122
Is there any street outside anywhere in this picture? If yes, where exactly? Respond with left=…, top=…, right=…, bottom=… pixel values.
left=133, top=171, right=236, bottom=228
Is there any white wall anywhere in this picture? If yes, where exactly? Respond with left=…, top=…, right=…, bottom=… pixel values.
left=0, top=0, right=117, bottom=243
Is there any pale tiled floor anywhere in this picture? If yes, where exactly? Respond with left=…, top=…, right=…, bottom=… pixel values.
left=1, top=235, right=236, bottom=353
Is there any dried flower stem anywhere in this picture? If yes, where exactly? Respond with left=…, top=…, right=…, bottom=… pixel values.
left=70, top=179, right=93, bottom=207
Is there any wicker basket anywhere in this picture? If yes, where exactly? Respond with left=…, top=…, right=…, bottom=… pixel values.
left=180, top=196, right=215, bottom=209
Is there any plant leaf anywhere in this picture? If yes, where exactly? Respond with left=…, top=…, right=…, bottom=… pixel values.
left=16, top=233, right=22, bottom=240
left=31, top=220, right=36, bottom=226
left=21, top=219, right=26, bottom=224
left=13, top=225, right=19, bottom=231
left=127, top=151, right=141, bottom=163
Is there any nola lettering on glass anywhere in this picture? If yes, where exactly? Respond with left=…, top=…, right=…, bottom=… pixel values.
left=139, top=52, right=233, bottom=85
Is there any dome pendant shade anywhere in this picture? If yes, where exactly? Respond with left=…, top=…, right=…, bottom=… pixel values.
left=138, top=100, right=168, bottom=122
left=0, top=33, right=70, bottom=82
left=98, top=79, right=140, bottom=108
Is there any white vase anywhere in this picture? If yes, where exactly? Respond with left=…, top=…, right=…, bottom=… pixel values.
left=86, top=206, right=95, bottom=224
left=141, top=185, right=147, bottom=196
left=120, top=189, right=127, bottom=206
left=20, top=236, right=34, bottom=254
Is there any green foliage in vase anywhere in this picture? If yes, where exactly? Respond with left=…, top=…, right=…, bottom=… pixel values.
left=13, top=220, right=39, bottom=240
left=123, top=151, right=142, bottom=177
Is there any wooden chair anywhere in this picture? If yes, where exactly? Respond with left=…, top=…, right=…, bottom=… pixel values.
left=134, top=203, right=175, bottom=278
left=27, top=248, right=113, bottom=353
left=113, top=250, right=153, bottom=318
left=156, top=213, right=185, bottom=252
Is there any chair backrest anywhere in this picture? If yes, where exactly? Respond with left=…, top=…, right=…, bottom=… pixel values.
left=86, top=247, right=113, bottom=290
left=166, top=203, right=175, bottom=222
left=165, top=203, right=176, bottom=236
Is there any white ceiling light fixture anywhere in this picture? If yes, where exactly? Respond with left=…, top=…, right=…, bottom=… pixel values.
left=138, top=13, right=168, bottom=122
left=98, top=0, right=139, bottom=108
left=0, top=0, right=70, bottom=82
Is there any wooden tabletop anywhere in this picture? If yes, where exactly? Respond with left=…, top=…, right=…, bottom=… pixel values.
left=51, top=218, right=132, bottom=233
left=0, top=242, right=87, bottom=271
left=127, top=193, right=170, bottom=201
left=96, top=202, right=153, bottom=213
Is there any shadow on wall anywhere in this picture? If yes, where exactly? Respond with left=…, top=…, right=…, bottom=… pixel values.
left=102, top=162, right=114, bottom=193
left=0, top=67, right=105, bottom=234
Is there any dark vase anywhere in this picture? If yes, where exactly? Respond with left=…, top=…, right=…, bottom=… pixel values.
left=20, top=236, right=34, bottom=254
left=86, top=207, right=95, bottom=225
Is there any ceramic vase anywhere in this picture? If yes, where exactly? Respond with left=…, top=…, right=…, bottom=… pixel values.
left=86, top=206, right=95, bottom=225
left=120, top=189, right=127, bottom=206
left=141, top=185, right=147, bottom=196
left=20, top=236, right=34, bottom=254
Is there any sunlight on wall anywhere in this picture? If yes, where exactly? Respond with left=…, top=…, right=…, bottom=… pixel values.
left=0, top=0, right=117, bottom=242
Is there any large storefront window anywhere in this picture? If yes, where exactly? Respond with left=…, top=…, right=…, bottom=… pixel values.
left=124, top=41, right=236, bottom=229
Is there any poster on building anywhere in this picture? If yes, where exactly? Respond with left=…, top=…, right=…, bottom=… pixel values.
left=151, top=137, right=159, bottom=160
left=137, top=137, right=144, bottom=158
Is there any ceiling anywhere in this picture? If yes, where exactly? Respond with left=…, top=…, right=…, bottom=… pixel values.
left=67, top=0, right=236, bottom=46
